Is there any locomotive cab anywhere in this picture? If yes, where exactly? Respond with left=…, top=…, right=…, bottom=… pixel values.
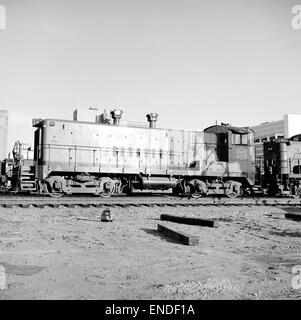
left=201, top=124, right=255, bottom=196
left=204, top=125, right=254, bottom=162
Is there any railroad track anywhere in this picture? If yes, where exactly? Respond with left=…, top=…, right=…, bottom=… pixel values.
left=1, top=195, right=301, bottom=208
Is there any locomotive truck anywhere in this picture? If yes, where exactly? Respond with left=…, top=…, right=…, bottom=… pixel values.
left=0, top=110, right=256, bottom=198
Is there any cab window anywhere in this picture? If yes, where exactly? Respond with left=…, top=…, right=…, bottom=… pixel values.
left=232, top=133, right=248, bottom=145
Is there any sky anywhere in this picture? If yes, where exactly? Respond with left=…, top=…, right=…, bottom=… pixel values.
left=0, top=0, right=301, bottom=151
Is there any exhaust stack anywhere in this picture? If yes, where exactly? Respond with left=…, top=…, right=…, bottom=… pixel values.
left=146, top=113, right=158, bottom=128
left=110, top=109, right=123, bottom=126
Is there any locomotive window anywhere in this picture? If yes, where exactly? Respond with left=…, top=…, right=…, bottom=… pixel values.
left=241, top=134, right=248, bottom=145
left=232, top=134, right=240, bottom=145
left=232, top=133, right=248, bottom=145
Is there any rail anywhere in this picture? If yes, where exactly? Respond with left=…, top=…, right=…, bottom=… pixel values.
left=1, top=195, right=301, bottom=209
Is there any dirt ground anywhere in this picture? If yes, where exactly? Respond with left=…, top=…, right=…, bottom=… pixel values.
left=0, top=204, right=301, bottom=300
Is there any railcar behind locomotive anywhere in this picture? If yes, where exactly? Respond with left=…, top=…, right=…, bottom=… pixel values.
left=0, top=110, right=256, bottom=198
left=255, top=134, right=301, bottom=197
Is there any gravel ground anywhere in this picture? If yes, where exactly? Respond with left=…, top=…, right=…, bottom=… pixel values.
left=0, top=205, right=300, bottom=300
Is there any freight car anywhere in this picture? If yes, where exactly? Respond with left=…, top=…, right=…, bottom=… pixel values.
left=0, top=110, right=256, bottom=198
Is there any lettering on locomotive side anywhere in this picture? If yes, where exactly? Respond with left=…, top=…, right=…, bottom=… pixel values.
left=235, top=146, right=248, bottom=160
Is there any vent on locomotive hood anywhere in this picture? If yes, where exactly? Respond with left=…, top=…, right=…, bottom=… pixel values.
left=110, top=109, right=123, bottom=126
left=146, top=113, right=158, bottom=128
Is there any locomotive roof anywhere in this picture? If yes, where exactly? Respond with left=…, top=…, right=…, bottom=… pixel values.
left=33, top=118, right=253, bottom=134
left=204, top=125, right=253, bottom=134
left=33, top=118, right=168, bottom=130
left=33, top=118, right=199, bottom=132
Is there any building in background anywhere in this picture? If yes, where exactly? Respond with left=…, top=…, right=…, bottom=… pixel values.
left=0, top=110, right=8, bottom=160
left=251, top=119, right=284, bottom=142
left=251, top=113, right=301, bottom=162
left=251, top=114, right=301, bottom=141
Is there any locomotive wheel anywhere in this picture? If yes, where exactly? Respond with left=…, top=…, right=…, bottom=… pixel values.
left=48, top=191, right=64, bottom=198
left=95, top=178, right=115, bottom=198
left=190, top=191, right=203, bottom=199
left=43, top=182, right=64, bottom=198
left=188, top=180, right=207, bottom=199
left=97, top=189, right=114, bottom=198
left=225, top=181, right=241, bottom=199
left=225, top=190, right=239, bottom=199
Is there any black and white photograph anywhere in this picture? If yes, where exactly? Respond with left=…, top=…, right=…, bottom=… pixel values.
left=0, top=0, right=301, bottom=305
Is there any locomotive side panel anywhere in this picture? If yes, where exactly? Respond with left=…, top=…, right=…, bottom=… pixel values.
left=37, top=119, right=212, bottom=179
left=37, top=119, right=171, bottom=179
left=167, top=130, right=206, bottom=175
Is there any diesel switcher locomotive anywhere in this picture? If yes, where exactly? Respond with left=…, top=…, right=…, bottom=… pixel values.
left=0, top=110, right=256, bottom=198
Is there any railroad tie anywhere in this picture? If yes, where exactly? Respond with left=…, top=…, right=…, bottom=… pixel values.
left=157, top=223, right=199, bottom=246
left=285, top=212, right=301, bottom=221
left=270, top=212, right=286, bottom=219
left=277, top=207, right=301, bottom=221
left=160, top=214, right=218, bottom=228
left=33, top=204, right=45, bottom=209
left=79, top=204, right=91, bottom=208
left=49, top=204, right=60, bottom=208
left=3, top=204, right=13, bottom=208
left=20, top=204, right=30, bottom=208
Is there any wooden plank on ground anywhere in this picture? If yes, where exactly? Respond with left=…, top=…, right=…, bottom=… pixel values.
left=160, top=214, right=218, bottom=228
left=271, top=212, right=286, bottom=219
left=281, top=207, right=301, bottom=213
left=76, top=217, right=101, bottom=222
left=285, top=212, right=301, bottom=221
left=157, top=223, right=199, bottom=246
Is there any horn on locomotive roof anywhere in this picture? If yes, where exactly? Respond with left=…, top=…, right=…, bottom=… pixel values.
left=110, top=109, right=123, bottom=126
left=221, top=122, right=230, bottom=126
left=146, top=113, right=158, bottom=128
